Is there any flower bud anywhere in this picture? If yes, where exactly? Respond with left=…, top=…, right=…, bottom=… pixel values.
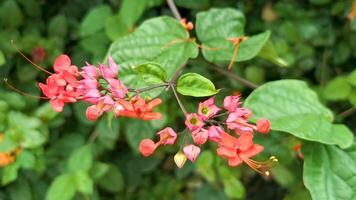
left=139, top=139, right=156, bottom=157
left=174, top=151, right=187, bottom=168
left=256, top=118, right=271, bottom=134
left=183, top=145, right=201, bottom=162
left=85, top=105, right=101, bottom=121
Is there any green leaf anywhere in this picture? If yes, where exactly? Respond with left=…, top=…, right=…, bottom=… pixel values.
left=347, top=70, right=356, bottom=87
left=118, top=0, right=146, bottom=28
left=98, top=165, right=124, bottom=193
left=196, top=151, right=215, bottom=182
left=303, top=142, right=356, bottom=200
left=46, top=174, right=76, bottom=200
left=125, top=119, right=154, bottom=152
left=244, top=80, right=354, bottom=148
left=2, top=163, right=19, bottom=185
left=177, top=73, right=219, bottom=97
left=0, top=50, right=5, bottom=66
left=67, top=144, right=93, bottom=172
left=74, top=171, right=93, bottom=195
left=107, top=16, right=198, bottom=79
left=90, top=162, right=110, bottom=180
left=349, top=90, right=356, bottom=107
left=80, top=5, right=112, bottom=37
left=123, top=63, right=167, bottom=98
left=0, top=0, right=23, bottom=29
left=48, top=15, right=67, bottom=37
left=105, top=15, right=129, bottom=41
left=323, top=77, right=352, bottom=101
left=196, top=8, right=270, bottom=63
left=258, top=41, right=289, bottom=67
left=96, top=117, right=120, bottom=150
left=223, top=177, right=245, bottom=199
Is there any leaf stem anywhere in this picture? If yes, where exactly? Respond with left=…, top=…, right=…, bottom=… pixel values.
left=207, top=63, right=259, bottom=89
left=128, top=83, right=169, bottom=94
left=166, top=0, right=182, bottom=20
left=169, top=83, right=187, bottom=114
left=339, top=107, right=356, bottom=119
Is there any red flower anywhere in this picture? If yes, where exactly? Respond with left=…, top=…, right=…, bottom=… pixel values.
left=114, top=96, right=162, bottom=120
left=38, top=54, right=80, bottom=112
left=139, top=139, right=156, bottom=157
left=216, top=132, right=277, bottom=176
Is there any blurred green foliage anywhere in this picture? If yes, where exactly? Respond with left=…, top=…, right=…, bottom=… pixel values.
left=0, top=0, right=355, bottom=200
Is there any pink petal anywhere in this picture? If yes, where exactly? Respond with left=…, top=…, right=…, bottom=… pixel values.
left=183, top=145, right=200, bottom=162
left=50, top=99, right=64, bottom=112
left=53, top=54, right=71, bottom=73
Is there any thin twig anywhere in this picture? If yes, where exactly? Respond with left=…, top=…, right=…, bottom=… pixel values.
left=207, top=64, right=259, bottom=89
left=166, top=0, right=182, bottom=20
left=170, top=63, right=187, bottom=84
left=339, top=107, right=356, bottom=118
left=169, top=83, right=187, bottom=114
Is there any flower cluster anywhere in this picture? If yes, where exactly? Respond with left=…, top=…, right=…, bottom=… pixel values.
left=139, top=95, right=277, bottom=175
left=38, top=55, right=162, bottom=121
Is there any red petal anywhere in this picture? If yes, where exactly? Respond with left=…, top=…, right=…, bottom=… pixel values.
left=228, top=156, right=243, bottom=166
left=216, top=146, right=237, bottom=158
left=50, top=99, right=64, bottom=112
left=142, top=112, right=162, bottom=120
left=236, top=133, right=253, bottom=151
left=219, top=132, right=239, bottom=149
left=240, top=144, right=264, bottom=158
left=146, top=98, right=162, bottom=111
left=53, top=54, right=71, bottom=73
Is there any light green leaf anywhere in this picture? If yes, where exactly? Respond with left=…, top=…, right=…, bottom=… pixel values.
left=196, top=8, right=270, bottom=63
left=80, top=5, right=112, bottom=37
left=347, top=70, right=356, bottom=87
left=323, top=77, right=352, bottom=101
left=105, top=15, right=129, bottom=41
left=244, top=80, right=354, bottom=148
left=67, top=144, right=93, bottom=172
left=177, top=73, right=219, bottom=97
left=107, top=16, right=198, bottom=79
left=74, top=171, right=93, bottom=195
left=349, top=90, right=356, bottom=106
left=258, top=41, right=289, bottom=67
left=118, top=0, right=146, bottom=28
left=46, top=174, right=76, bottom=200
left=2, top=163, right=19, bottom=185
left=223, top=177, right=245, bottom=199
left=196, top=151, right=215, bottom=182
left=303, top=142, right=356, bottom=200
left=0, top=50, right=5, bottom=66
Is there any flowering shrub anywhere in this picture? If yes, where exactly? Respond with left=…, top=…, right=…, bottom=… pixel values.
left=0, top=0, right=355, bottom=200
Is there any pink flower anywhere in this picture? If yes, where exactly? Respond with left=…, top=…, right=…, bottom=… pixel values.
left=185, top=113, right=205, bottom=131
left=106, top=78, right=128, bottom=99
left=207, top=126, right=224, bottom=143
left=183, top=144, right=201, bottom=162
left=85, top=96, right=114, bottom=121
left=99, top=56, right=118, bottom=79
left=139, top=139, right=156, bottom=157
left=197, top=97, right=221, bottom=120
left=192, top=128, right=208, bottom=145
left=81, top=63, right=99, bottom=79
left=157, top=127, right=177, bottom=145
left=223, top=95, right=241, bottom=112
left=256, top=118, right=271, bottom=134
left=226, top=108, right=254, bottom=134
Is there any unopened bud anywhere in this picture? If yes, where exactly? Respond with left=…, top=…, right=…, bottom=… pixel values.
left=174, top=151, right=187, bottom=168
